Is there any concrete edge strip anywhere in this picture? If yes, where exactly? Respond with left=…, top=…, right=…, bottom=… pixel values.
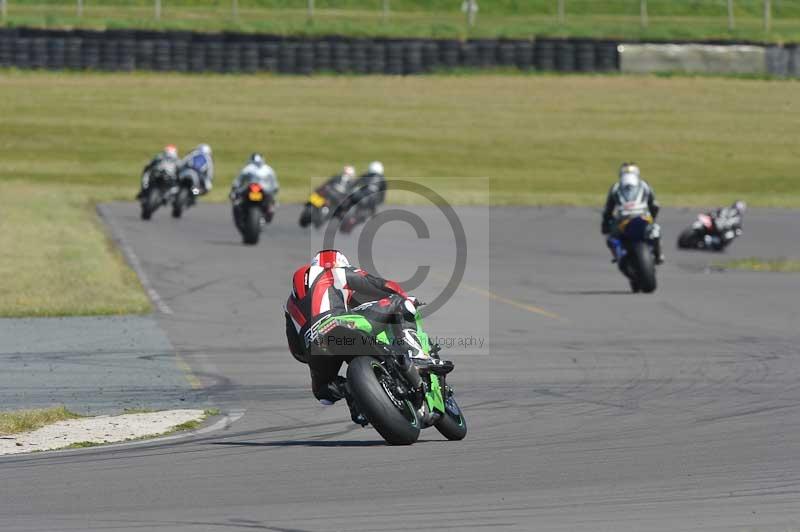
left=10, top=409, right=247, bottom=458
left=96, top=204, right=174, bottom=315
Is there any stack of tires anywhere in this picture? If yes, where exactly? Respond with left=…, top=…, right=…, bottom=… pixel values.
left=515, top=41, right=534, bottom=70
left=223, top=34, right=242, bottom=73
left=0, top=29, right=16, bottom=68
left=0, top=28, right=622, bottom=76
left=80, top=32, right=101, bottom=70
left=169, top=32, right=191, bottom=73
left=497, top=41, right=516, bottom=68
left=278, top=41, right=297, bottom=73
left=404, top=41, right=423, bottom=74
left=206, top=39, right=224, bottom=73
left=441, top=40, right=460, bottom=69
left=386, top=41, right=404, bottom=74
left=367, top=41, right=385, bottom=74
left=260, top=41, right=279, bottom=72
left=332, top=41, right=350, bottom=73
left=555, top=40, right=575, bottom=72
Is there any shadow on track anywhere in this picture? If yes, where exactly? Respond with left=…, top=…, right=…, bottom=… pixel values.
left=551, top=290, right=631, bottom=295
left=208, top=440, right=387, bottom=448
left=203, top=240, right=246, bottom=247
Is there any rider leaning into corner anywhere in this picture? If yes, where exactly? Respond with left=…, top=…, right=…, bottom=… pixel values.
left=711, top=200, right=747, bottom=235
left=137, top=144, right=179, bottom=198
left=601, top=162, right=664, bottom=264
left=180, top=143, right=215, bottom=195
left=338, top=161, right=387, bottom=217
left=284, top=249, right=423, bottom=424
left=325, top=165, right=357, bottom=196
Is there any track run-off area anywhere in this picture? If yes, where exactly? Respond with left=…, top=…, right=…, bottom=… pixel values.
left=1, top=202, right=799, bottom=531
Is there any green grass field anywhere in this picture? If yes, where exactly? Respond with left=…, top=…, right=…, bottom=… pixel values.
left=0, top=180, right=150, bottom=316
left=718, top=257, right=800, bottom=272
left=1, top=70, right=798, bottom=315
left=3, top=0, right=800, bottom=41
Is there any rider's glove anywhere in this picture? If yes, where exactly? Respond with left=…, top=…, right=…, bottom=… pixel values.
left=601, top=219, right=611, bottom=235
left=405, top=296, right=423, bottom=308
left=402, top=297, right=420, bottom=319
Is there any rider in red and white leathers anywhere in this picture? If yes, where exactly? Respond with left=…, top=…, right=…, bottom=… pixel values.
left=284, top=249, right=419, bottom=405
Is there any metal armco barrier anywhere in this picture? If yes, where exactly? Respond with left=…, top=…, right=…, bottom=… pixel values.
left=0, top=27, right=626, bottom=75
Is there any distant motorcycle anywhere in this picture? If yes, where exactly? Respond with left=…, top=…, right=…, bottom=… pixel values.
left=172, top=166, right=202, bottom=219
left=138, top=160, right=177, bottom=220
left=232, top=178, right=275, bottom=245
left=677, top=203, right=745, bottom=251
left=298, top=183, right=346, bottom=229
left=339, top=198, right=374, bottom=234
left=609, top=213, right=659, bottom=293
left=338, top=182, right=383, bottom=234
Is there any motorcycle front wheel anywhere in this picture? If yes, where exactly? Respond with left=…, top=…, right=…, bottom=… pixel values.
left=434, top=391, right=467, bottom=441
left=633, top=241, right=657, bottom=293
left=172, top=188, right=189, bottom=218
left=347, top=356, right=420, bottom=445
left=141, top=188, right=160, bottom=221
left=298, top=204, right=313, bottom=228
left=677, top=228, right=702, bottom=249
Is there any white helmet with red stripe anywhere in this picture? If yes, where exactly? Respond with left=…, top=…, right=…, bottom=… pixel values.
left=311, top=249, right=350, bottom=269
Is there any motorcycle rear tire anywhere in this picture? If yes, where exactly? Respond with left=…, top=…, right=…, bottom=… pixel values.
left=633, top=241, right=657, bottom=294
left=242, top=205, right=262, bottom=245
left=677, top=228, right=701, bottom=249
left=347, top=356, right=420, bottom=445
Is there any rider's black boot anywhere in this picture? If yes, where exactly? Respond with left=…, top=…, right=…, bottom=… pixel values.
left=653, top=237, right=665, bottom=265
left=339, top=379, right=368, bottom=426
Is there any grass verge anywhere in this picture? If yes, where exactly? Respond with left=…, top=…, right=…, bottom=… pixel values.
left=65, top=440, right=103, bottom=449
left=0, top=181, right=151, bottom=317
left=0, top=406, right=81, bottom=436
left=717, top=258, right=800, bottom=272
left=1, top=71, right=798, bottom=206
left=1, top=71, right=798, bottom=315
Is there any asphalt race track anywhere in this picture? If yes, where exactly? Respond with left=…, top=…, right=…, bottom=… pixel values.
left=1, top=203, right=799, bottom=531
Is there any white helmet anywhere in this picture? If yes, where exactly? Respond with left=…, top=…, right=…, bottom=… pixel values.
left=620, top=171, right=640, bottom=188
left=619, top=162, right=640, bottom=181
left=342, top=165, right=356, bottom=183
left=368, top=161, right=384, bottom=176
left=311, top=249, right=350, bottom=269
left=199, top=144, right=212, bottom=156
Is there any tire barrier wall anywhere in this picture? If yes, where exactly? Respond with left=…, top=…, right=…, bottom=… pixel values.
left=765, top=45, right=800, bottom=78
left=3, top=28, right=797, bottom=77
left=0, top=27, right=620, bottom=75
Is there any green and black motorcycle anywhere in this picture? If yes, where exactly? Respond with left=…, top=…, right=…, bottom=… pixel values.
left=306, top=306, right=467, bottom=445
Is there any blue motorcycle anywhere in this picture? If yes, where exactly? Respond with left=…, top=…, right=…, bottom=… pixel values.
left=609, top=214, right=659, bottom=293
